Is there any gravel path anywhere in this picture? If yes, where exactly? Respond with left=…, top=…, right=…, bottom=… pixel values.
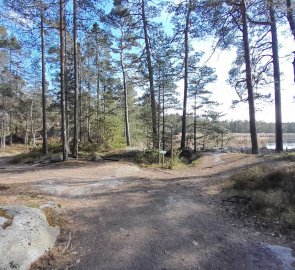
left=0, top=153, right=294, bottom=269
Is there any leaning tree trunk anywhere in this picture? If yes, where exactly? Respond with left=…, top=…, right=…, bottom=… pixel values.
left=141, top=0, right=158, bottom=148
left=41, top=5, right=48, bottom=154
left=120, top=44, right=131, bottom=147
left=181, top=0, right=192, bottom=149
left=59, top=0, right=69, bottom=161
left=72, top=0, right=79, bottom=158
left=122, top=70, right=131, bottom=147
left=241, top=0, right=258, bottom=154
left=269, top=0, right=283, bottom=152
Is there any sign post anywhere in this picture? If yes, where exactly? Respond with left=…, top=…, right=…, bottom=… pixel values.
left=159, top=150, right=166, bottom=168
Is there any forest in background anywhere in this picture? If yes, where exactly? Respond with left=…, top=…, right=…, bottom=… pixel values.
left=0, top=0, right=294, bottom=160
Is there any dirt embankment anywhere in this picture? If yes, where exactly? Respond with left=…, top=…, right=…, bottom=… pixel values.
left=0, top=153, right=294, bottom=270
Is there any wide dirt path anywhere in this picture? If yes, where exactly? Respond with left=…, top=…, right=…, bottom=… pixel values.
left=0, top=153, right=294, bottom=270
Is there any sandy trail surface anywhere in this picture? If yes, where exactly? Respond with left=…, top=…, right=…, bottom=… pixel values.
left=0, top=153, right=294, bottom=270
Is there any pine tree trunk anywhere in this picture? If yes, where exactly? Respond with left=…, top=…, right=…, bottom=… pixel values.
left=64, top=22, right=69, bottom=141
left=95, top=28, right=100, bottom=134
left=120, top=49, right=131, bottom=147
left=41, top=5, right=48, bottom=154
left=78, top=49, right=83, bottom=142
left=194, top=95, right=197, bottom=153
left=9, top=113, right=12, bottom=145
left=269, top=0, right=283, bottom=152
left=1, top=117, right=5, bottom=149
left=141, top=0, right=158, bottom=148
left=181, top=0, right=192, bottom=149
left=72, top=0, right=79, bottom=158
left=87, top=81, right=92, bottom=143
left=162, top=82, right=165, bottom=151
left=25, top=117, right=28, bottom=145
left=241, top=0, right=258, bottom=154
left=30, top=99, right=35, bottom=145
left=158, top=74, right=161, bottom=163
left=60, top=0, right=69, bottom=161
left=103, top=85, right=106, bottom=136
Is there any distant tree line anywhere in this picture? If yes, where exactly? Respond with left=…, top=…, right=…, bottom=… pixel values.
left=171, top=116, right=295, bottom=135
left=220, top=120, right=295, bottom=134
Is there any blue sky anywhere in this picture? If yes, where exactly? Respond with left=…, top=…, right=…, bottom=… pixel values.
left=153, top=2, right=295, bottom=122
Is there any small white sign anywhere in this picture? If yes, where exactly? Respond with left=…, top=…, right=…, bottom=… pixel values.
left=159, top=150, right=167, bottom=154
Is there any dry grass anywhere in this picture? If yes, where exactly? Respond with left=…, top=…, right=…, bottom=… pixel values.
left=0, top=208, right=13, bottom=229
left=226, top=133, right=270, bottom=148
left=42, top=207, right=65, bottom=228
left=0, top=144, right=30, bottom=157
left=228, top=166, right=295, bottom=228
left=8, top=143, right=63, bottom=164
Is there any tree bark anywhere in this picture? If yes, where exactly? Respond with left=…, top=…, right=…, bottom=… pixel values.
left=193, top=95, right=197, bottom=153
left=64, top=19, right=69, bottom=140
left=9, top=113, right=12, bottom=145
left=24, top=117, right=28, bottom=145
left=87, top=81, right=92, bottom=142
left=269, top=0, right=283, bottom=152
left=30, top=99, right=35, bottom=145
left=181, top=0, right=192, bottom=149
left=94, top=25, right=100, bottom=136
left=162, top=80, right=165, bottom=150
left=41, top=5, right=48, bottom=155
left=72, top=0, right=79, bottom=158
left=120, top=46, right=131, bottom=146
left=78, top=44, right=83, bottom=142
left=60, top=0, right=69, bottom=161
left=141, top=0, right=158, bottom=148
left=1, top=117, right=5, bottom=149
left=158, top=72, right=161, bottom=163
left=241, top=0, right=258, bottom=154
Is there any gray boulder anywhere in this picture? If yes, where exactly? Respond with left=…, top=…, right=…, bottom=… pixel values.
left=0, top=205, right=60, bottom=270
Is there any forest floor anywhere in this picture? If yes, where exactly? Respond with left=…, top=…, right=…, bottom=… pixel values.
left=0, top=151, right=295, bottom=270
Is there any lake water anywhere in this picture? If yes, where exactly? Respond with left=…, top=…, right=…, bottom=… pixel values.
left=264, top=133, right=295, bottom=149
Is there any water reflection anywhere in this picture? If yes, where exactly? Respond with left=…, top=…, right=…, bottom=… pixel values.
left=264, top=134, right=295, bottom=150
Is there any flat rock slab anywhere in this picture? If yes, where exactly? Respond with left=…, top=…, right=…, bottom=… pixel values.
left=0, top=205, right=60, bottom=270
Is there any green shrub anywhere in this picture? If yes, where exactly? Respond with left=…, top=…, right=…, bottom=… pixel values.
left=136, top=148, right=159, bottom=165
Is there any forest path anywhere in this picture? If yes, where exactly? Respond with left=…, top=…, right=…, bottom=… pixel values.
left=0, top=153, right=294, bottom=270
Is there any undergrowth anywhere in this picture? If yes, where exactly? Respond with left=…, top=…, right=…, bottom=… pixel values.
left=229, top=166, right=295, bottom=228
left=8, top=142, right=63, bottom=164
left=135, top=148, right=201, bottom=169
left=9, top=148, right=43, bottom=164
